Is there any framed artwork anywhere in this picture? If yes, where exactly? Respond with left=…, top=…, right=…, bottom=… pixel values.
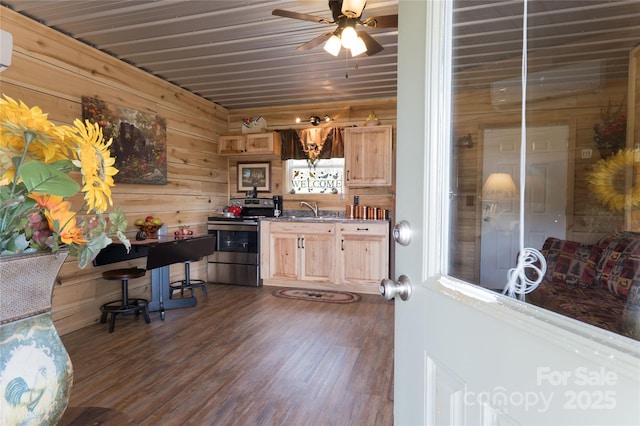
left=82, top=96, right=167, bottom=185
left=238, top=162, right=270, bottom=192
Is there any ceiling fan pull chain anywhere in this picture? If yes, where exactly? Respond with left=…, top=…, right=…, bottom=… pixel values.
left=345, top=51, right=349, bottom=78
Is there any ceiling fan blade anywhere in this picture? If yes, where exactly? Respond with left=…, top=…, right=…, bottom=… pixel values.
left=361, top=14, right=398, bottom=28
left=297, top=32, right=333, bottom=51
left=272, top=9, right=333, bottom=24
left=357, top=31, right=384, bottom=56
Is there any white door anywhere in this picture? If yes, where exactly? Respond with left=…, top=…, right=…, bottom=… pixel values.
left=391, top=1, right=640, bottom=425
left=480, top=126, right=568, bottom=288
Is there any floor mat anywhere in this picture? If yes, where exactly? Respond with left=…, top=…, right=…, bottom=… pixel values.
left=272, top=288, right=361, bottom=304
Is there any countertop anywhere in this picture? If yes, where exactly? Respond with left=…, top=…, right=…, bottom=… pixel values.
left=261, top=216, right=388, bottom=224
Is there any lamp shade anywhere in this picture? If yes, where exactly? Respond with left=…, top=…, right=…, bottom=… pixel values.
left=341, top=0, right=367, bottom=18
left=482, top=173, right=517, bottom=201
left=341, top=26, right=357, bottom=48
left=324, top=35, right=342, bottom=56
left=350, top=36, right=367, bottom=56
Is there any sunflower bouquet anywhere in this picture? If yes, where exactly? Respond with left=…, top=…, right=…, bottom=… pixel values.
left=0, top=95, right=130, bottom=267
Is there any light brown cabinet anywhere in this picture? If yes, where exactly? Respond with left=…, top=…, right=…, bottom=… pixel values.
left=344, top=125, right=393, bottom=187
left=260, top=219, right=389, bottom=294
left=262, top=222, right=334, bottom=283
left=337, top=222, right=389, bottom=287
left=218, top=132, right=281, bottom=157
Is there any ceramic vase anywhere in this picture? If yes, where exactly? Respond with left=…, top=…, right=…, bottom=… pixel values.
left=0, top=250, right=73, bottom=425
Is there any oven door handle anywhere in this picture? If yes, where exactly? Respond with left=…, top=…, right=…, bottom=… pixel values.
left=207, top=223, right=257, bottom=232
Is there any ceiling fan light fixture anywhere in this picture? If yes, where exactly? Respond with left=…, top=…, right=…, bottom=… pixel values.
left=324, top=35, right=342, bottom=56
left=341, top=26, right=357, bottom=48
left=341, top=0, right=367, bottom=18
left=350, top=36, right=367, bottom=56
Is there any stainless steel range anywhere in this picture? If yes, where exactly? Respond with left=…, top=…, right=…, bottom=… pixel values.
left=207, top=197, right=275, bottom=287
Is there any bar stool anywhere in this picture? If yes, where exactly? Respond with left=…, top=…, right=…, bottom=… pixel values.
left=169, top=259, right=208, bottom=299
left=100, top=267, right=151, bottom=333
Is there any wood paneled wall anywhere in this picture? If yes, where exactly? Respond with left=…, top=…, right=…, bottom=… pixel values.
left=11, top=3, right=628, bottom=329
left=0, top=9, right=229, bottom=334
left=0, top=9, right=398, bottom=335
left=225, top=100, right=397, bottom=215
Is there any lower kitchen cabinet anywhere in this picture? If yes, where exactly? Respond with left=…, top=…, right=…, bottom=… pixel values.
left=338, top=222, right=389, bottom=288
left=260, top=220, right=390, bottom=294
left=263, top=222, right=335, bottom=283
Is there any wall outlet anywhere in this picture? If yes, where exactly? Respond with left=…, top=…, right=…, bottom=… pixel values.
left=581, top=148, right=592, bottom=159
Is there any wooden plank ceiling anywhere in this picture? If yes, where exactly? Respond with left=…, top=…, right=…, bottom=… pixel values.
left=2, top=0, right=638, bottom=110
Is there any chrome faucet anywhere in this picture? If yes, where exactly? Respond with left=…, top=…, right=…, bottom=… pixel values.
left=300, top=201, right=319, bottom=218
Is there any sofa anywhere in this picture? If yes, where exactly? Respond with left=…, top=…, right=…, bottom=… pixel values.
left=526, top=232, right=640, bottom=340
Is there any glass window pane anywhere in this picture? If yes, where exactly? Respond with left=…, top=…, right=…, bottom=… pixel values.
left=286, top=158, right=345, bottom=195
left=449, top=0, right=640, bottom=340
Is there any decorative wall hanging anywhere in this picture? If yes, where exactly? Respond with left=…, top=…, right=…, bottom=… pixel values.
left=238, top=162, right=271, bottom=192
left=588, top=149, right=640, bottom=212
left=298, top=127, right=332, bottom=165
left=279, top=128, right=344, bottom=161
left=82, top=96, right=167, bottom=185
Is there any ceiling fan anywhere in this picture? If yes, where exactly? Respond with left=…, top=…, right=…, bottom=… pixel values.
left=272, top=0, right=398, bottom=57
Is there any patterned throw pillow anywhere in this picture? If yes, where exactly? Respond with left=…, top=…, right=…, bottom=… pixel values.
left=590, top=232, right=622, bottom=282
left=540, top=237, right=561, bottom=282
left=565, top=243, right=595, bottom=287
left=594, top=232, right=640, bottom=298
left=577, top=248, right=599, bottom=288
left=541, top=237, right=595, bottom=288
left=598, top=232, right=640, bottom=298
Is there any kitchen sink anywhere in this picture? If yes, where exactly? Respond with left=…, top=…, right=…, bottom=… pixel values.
left=274, top=216, right=346, bottom=222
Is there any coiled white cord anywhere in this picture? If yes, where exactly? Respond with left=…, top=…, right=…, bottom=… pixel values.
left=504, top=248, right=547, bottom=300
left=502, top=0, right=546, bottom=301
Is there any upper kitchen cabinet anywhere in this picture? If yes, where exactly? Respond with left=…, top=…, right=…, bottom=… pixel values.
left=218, top=132, right=282, bottom=158
left=344, top=125, right=393, bottom=187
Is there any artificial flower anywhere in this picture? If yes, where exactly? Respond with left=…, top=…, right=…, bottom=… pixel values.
left=588, top=149, right=640, bottom=212
left=0, top=94, right=130, bottom=267
left=69, top=118, right=117, bottom=212
left=593, top=99, right=627, bottom=151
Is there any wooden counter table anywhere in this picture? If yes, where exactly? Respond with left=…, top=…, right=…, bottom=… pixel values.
left=93, top=234, right=215, bottom=320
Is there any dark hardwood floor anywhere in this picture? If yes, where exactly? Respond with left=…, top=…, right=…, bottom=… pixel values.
left=59, top=284, right=394, bottom=425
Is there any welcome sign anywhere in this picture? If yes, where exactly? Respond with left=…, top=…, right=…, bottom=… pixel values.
left=288, top=159, right=344, bottom=194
